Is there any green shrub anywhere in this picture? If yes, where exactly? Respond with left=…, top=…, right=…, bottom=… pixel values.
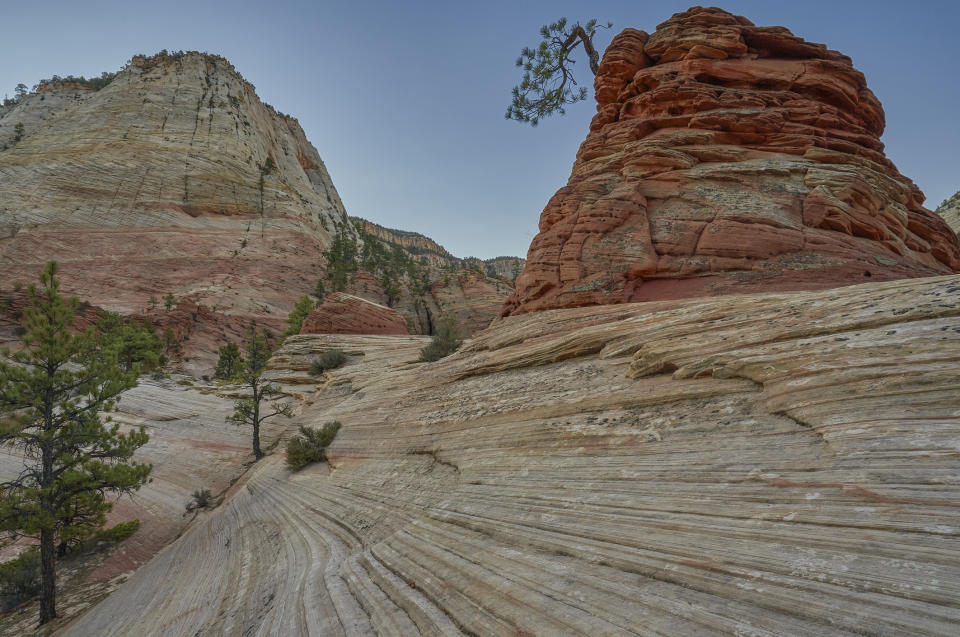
left=419, top=317, right=462, bottom=362
left=188, top=488, right=213, bottom=510
left=286, top=422, right=341, bottom=470
left=0, top=547, right=40, bottom=608
left=309, top=349, right=347, bottom=375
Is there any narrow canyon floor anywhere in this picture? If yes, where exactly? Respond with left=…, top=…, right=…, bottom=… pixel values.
left=17, top=274, right=960, bottom=635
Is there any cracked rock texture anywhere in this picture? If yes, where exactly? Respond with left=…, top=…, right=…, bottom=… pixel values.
left=503, top=7, right=960, bottom=316
left=0, top=52, right=352, bottom=351
left=61, top=274, right=960, bottom=636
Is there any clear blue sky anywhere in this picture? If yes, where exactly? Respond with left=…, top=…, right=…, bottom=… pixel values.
left=2, top=1, right=957, bottom=258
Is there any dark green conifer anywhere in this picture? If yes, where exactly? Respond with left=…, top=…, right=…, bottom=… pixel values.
left=0, top=262, right=152, bottom=625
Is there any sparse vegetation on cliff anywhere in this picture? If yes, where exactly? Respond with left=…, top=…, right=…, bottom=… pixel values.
left=187, top=488, right=213, bottom=511
left=284, top=296, right=316, bottom=337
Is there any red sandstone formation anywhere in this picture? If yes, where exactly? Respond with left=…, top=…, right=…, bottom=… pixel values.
left=300, top=293, right=408, bottom=336
left=502, top=6, right=960, bottom=315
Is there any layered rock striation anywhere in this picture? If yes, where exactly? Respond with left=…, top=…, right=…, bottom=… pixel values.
left=0, top=52, right=354, bottom=352
left=300, top=293, right=408, bottom=336
left=503, top=7, right=960, bottom=315
left=60, top=273, right=960, bottom=636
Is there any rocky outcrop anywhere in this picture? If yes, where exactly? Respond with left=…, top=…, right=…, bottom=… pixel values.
left=59, top=273, right=960, bottom=636
left=300, top=293, right=408, bottom=335
left=503, top=7, right=960, bottom=315
left=0, top=51, right=354, bottom=359
left=937, top=190, right=960, bottom=235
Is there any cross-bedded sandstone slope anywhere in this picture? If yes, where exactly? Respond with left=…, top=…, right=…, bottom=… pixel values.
left=0, top=52, right=351, bottom=344
left=64, top=274, right=960, bottom=636
left=0, top=376, right=287, bottom=635
left=503, top=7, right=960, bottom=316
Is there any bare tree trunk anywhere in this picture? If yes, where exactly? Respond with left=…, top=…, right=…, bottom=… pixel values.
left=252, top=382, right=262, bottom=459
left=570, top=25, right=600, bottom=74
left=39, top=407, right=58, bottom=625
left=39, top=526, right=57, bottom=624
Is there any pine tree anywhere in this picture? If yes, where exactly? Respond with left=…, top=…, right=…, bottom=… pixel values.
left=214, top=342, right=243, bottom=381
left=94, top=313, right=162, bottom=373
left=284, top=296, right=316, bottom=337
left=0, top=262, right=152, bottom=625
left=227, top=324, right=292, bottom=459
left=506, top=18, right=611, bottom=125
left=324, top=223, right=359, bottom=291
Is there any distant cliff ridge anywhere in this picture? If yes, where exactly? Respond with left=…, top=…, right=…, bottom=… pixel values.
left=349, top=216, right=525, bottom=277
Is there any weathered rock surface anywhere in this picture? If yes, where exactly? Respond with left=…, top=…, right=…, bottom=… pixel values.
left=937, top=190, right=960, bottom=235
left=0, top=52, right=354, bottom=360
left=300, top=293, right=408, bottom=335
left=504, top=7, right=960, bottom=315
left=61, top=274, right=960, bottom=636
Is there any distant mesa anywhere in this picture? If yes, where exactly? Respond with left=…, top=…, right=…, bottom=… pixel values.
left=300, top=293, right=409, bottom=336
left=502, top=6, right=960, bottom=316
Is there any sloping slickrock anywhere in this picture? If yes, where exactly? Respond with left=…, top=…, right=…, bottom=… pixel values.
left=503, top=7, right=960, bottom=316
left=0, top=52, right=354, bottom=353
left=300, top=293, right=408, bottom=336
left=65, top=274, right=960, bottom=636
